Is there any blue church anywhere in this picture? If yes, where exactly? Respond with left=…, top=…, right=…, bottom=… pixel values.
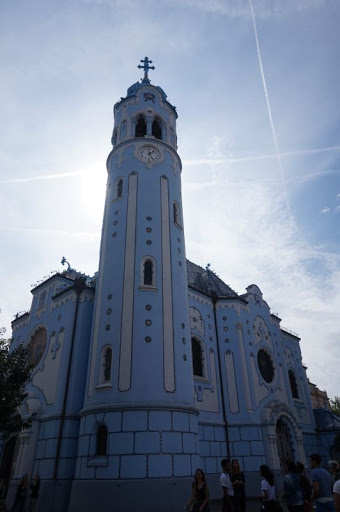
left=2, top=58, right=339, bottom=512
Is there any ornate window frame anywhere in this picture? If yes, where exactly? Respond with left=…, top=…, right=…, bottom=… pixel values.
left=140, top=256, right=157, bottom=290
left=97, top=345, right=113, bottom=389
left=191, top=336, right=208, bottom=380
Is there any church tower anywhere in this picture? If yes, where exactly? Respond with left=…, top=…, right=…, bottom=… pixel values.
left=70, top=58, right=200, bottom=511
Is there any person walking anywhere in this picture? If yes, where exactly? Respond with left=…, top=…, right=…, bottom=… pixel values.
left=258, top=464, right=278, bottom=512
left=220, top=459, right=235, bottom=512
left=186, top=468, right=209, bottom=512
left=283, top=461, right=304, bottom=512
left=10, top=474, right=28, bottom=512
left=328, top=462, right=340, bottom=484
left=296, top=462, right=312, bottom=512
left=333, top=477, right=340, bottom=512
left=310, top=453, right=335, bottom=512
left=231, top=459, right=246, bottom=512
left=29, top=475, right=40, bottom=512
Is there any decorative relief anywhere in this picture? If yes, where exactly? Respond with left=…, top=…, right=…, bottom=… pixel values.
left=28, top=327, right=47, bottom=368
left=284, top=347, right=294, bottom=365
left=188, top=292, right=212, bottom=307
left=189, top=307, right=205, bottom=335
left=215, top=302, right=249, bottom=315
left=225, top=351, right=239, bottom=413
left=253, top=316, right=273, bottom=349
left=50, top=330, right=58, bottom=359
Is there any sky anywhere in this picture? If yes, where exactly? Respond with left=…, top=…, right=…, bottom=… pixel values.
left=1, top=0, right=339, bottom=399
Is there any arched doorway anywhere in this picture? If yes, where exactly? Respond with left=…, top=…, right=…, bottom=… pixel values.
left=276, top=418, right=294, bottom=470
left=0, top=436, right=17, bottom=498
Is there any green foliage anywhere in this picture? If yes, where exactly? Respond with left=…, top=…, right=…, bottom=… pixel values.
left=0, top=325, right=33, bottom=437
left=330, top=396, right=340, bottom=417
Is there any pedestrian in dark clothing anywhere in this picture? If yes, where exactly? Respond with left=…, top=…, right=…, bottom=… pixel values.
left=231, top=459, right=246, bottom=512
left=284, top=461, right=304, bottom=512
left=29, top=474, right=40, bottom=512
left=11, top=474, right=28, bottom=512
left=297, top=462, right=312, bottom=512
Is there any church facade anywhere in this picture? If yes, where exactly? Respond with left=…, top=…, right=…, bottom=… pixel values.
left=2, top=59, right=338, bottom=512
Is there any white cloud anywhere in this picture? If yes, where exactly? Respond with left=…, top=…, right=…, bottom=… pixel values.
left=320, top=206, right=330, bottom=214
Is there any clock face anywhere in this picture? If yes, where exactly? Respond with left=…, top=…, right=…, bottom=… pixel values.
left=138, top=145, right=160, bottom=164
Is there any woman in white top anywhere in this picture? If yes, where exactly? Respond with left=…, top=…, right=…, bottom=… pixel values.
left=258, top=465, right=277, bottom=512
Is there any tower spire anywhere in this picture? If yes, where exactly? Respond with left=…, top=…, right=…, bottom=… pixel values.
left=137, top=56, right=155, bottom=83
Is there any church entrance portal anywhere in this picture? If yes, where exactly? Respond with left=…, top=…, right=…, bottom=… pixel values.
left=276, top=418, right=294, bottom=470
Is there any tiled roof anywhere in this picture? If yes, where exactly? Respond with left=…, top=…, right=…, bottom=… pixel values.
left=313, top=408, right=340, bottom=431
left=186, top=260, right=239, bottom=299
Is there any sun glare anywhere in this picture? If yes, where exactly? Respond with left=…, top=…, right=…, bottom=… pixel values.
left=80, top=166, right=107, bottom=218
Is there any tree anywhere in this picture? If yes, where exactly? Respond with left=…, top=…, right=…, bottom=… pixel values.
left=0, top=322, right=33, bottom=437
left=330, top=396, right=340, bottom=417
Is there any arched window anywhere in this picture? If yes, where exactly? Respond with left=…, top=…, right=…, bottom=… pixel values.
left=104, top=348, right=112, bottom=382
left=173, top=201, right=181, bottom=226
left=136, top=116, right=147, bottom=137
left=152, top=119, right=162, bottom=140
left=96, top=425, right=108, bottom=456
left=116, top=178, right=123, bottom=198
left=120, top=120, right=127, bottom=139
left=98, top=346, right=113, bottom=385
left=111, top=129, right=117, bottom=146
left=140, top=257, right=156, bottom=288
left=288, top=369, right=299, bottom=399
left=192, top=338, right=203, bottom=377
left=143, top=259, right=153, bottom=286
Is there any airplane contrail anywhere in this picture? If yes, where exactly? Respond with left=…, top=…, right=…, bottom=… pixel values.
left=248, top=0, right=289, bottom=208
left=0, top=171, right=81, bottom=184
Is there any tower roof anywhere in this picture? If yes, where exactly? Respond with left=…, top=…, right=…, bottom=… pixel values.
left=114, top=56, right=177, bottom=118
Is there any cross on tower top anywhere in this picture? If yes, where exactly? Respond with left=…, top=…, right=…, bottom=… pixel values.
left=138, top=56, right=155, bottom=83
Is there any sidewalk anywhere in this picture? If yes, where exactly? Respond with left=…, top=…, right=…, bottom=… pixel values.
left=209, top=498, right=288, bottom=512
left=203, top=498, right=267, bottom=512
left=0, top=496, right=272, bottom=511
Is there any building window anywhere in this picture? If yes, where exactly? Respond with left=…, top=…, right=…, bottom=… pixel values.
left=120, top=120, right=127, bottom=139
left=143, top=259, right=153, bottom=285
left=99, top=346, right=113, bottom=385
left=192, top=338, right=203, bottom=377
left=140, top=257, right=156, bottom=289
left=173, top=201, right=181, bottom=227
left=288, top=369, right=299, bottom=399
left=96, top=425, right=108, bottom=456
left=152, top=119, right=162, bottom=140
left=114, top=178, right=123, bottom=199
left=257, top=349, right=274, bottom=383
left=136, top=116, right=147, bottom=137
left=111, top=128, right=117, bottom=146
left=104, top=348, right=112, bottom=382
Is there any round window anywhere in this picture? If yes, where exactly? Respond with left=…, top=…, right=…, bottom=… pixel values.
left=257, top=349, right=274, bottom=383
